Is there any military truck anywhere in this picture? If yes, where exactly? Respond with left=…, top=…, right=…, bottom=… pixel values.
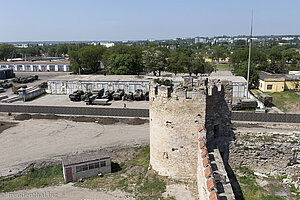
left=86, top=98, right=111, bottom=105
left=101, top=90, right=114, bottom=101
left=12, top=84, right=27, bottom=94
left=81, top=91, right=93, bottom=101
left=133, top=89, right=144, bottom=101
left=91, top=88, right=104, bottom=99
left=69, top=90, right=84, bottom=101
left=232, top=99, right=258, bottom=110
left=30, top=75, right=39, bottom=80
left=113, top=89, right=125, bottom=100
left=0, top=80, right=13, bottom=89
left=38, top=82, right=48, bottom=89
left=258, top=93, right=272, bottom=106
left=125, top=92, right=134, bottom=100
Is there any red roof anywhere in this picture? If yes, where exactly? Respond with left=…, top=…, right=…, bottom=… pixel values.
left=0, top=61, right=70, bottom=65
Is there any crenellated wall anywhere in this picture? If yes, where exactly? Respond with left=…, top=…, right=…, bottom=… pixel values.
left=149, top=81, right=207, bottom=180
left=149, top=77, right=233, bottom=181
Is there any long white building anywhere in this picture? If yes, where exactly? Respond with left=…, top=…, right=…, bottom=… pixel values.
left=0, top=61, right=70, bottom=72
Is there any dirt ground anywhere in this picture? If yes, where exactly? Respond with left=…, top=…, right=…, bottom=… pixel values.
left=0, top=184, right=133, bottom=200
left=0, top=114, right=149, bottom=177
left=0, top=179, right=194, bottom=200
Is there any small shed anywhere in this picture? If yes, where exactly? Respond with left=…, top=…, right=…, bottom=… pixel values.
left=62, top=151, right=111, bottom=182
left=0, top=68, right=15, bottom=79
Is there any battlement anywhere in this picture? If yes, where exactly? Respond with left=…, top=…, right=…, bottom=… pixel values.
left=150, top=77, right=230, bottom=102
left=149, top=77, right=233, bottom=181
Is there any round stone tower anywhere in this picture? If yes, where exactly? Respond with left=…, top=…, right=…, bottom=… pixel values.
left=149, top=78, right=207, bottom=180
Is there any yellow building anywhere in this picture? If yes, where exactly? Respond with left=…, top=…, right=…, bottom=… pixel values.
left=258, top=71, right=300, bottom=92
left=203, top=56, right=230, bottom=63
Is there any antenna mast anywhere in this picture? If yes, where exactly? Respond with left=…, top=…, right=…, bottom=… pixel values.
left=246, top=11, right=253, bottom=99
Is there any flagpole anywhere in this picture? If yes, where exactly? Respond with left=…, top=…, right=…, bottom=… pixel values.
left=246, top=11, right=253, bottom=99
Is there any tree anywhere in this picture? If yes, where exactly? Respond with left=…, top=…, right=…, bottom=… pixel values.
left=47, top=47, right=57, bottom=57
left=142, top=46, right=169, bottom=76
left=69, top=45, right=106, bottom=74
left=56, top=44, right=69, bottom=57
left=0, top=44, right=15, bottom=60
left=211, top=46, right=228, bottom=62
left=233, top=61, right=259, bottom=87
left=103, top=45, right=143, bottom=75
left=282, top=48, right=298, bottom=62
left=230, top=48, right=267, bottom=65
left=167, top=51, right=185, bottom=75
left=268, top=47, right=282, bottom=62
left=190, top=55, right=214, bottom=75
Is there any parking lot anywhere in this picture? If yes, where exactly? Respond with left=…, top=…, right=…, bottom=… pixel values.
left=6, top=94, right=149, bottom=109
left=0, top=72, right=69, bottom=98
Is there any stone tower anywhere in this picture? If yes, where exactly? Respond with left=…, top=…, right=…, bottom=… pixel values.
left=149, top=78, right=232, bottom=180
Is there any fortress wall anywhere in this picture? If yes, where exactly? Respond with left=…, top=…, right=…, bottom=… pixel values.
left=149, top=83, right=206, bottom=180
left=205, top=80, right=233, bottom=143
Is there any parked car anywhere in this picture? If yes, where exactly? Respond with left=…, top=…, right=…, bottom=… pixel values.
left=232, top=99, right=258, bottom=110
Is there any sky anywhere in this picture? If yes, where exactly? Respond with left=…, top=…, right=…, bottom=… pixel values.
left=1, top=0, right=300, bottom=42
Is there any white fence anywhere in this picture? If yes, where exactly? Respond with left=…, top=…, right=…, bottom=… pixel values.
left=48, top=80, right=150, bottom=95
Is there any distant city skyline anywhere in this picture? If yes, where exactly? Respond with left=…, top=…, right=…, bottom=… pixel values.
left=1, top=0, right=300, bottom=42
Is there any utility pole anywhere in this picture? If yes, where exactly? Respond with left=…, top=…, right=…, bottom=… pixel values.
left=246, top=11, right=253, bottom=99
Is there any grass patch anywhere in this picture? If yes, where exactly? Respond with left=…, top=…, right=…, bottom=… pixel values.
left=0, top=165, right=64, bottom=192
left=214, top=63, right=232, bottom=71
left=128, top=146, right=150, bottom=171
left=266, top=90, right=300, bottom=113
left=138, top=173, right=166, bottom=199
left=235, top=166, right=286, bottom=200
left=290, top=184, right=300, bottom=199
left=257, top=135, right=275, bottom=142
left=74, top=145, right=170, bottom=200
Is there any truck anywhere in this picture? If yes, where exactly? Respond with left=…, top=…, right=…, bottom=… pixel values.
left=86, top=98, right=111, bottom=105
left=258, top=93, right=272, bottom=106
left=69, top=90, right=84, bottom=101
left=113, top=89, right=125, bottom=100
left=12, top=84, right=27, bottom=94
left=232, top=99, right=258, bottom=111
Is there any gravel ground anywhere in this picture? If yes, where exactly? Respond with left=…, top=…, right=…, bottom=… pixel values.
left=0, top=115, right=149, bottom=177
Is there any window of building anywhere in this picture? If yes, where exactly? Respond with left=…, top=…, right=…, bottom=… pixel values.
left=88, top=162, right=100, bottom=170
left=100, top=161, right=106, bottom=167
left=89, top=163, right=95, bottom=170
left=155, top=86, right=158, bottom=95
left=75, top=164, right=89, bottom=172
left=76, top=166, right=81, bottom=172
left=95, top=162, right=100, bottom=168
left=267, top=85, right=272, bottom=90
left=82, top=165, right=88, bottom=171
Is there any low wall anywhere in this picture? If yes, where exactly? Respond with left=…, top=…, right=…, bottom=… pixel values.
left=231, top=112, right=300, bottom=123
left=23, top=89, right=46, bottom=101
left=0, top=104, right=299, bottom=122
left=0, top=105, right=149, bottom=118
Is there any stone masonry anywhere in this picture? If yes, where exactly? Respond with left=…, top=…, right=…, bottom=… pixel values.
left=149, top=77, right=233, bottom=181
